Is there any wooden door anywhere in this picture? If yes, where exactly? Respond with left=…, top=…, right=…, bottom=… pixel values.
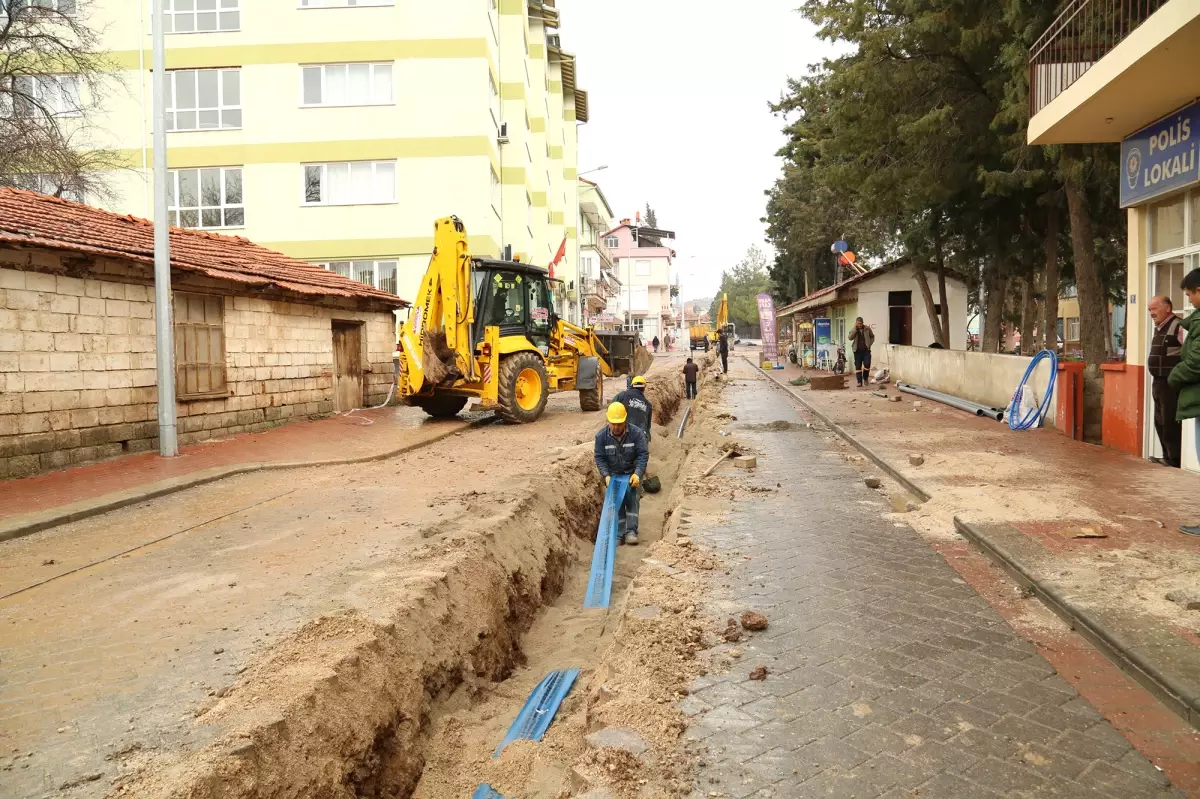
left=331, top=321, right=363, bottom=412
left=889, top=306, right=913, bottom=346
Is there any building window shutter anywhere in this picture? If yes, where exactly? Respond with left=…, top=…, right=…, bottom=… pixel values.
left=174, top=292, right=228, bottom=398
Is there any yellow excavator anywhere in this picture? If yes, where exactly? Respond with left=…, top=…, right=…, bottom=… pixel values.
left=394, top=217, right=614, bottom=423
left=690, top=294, right=734, bottom=351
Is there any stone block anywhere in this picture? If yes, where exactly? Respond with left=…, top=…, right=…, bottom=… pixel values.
left=733, top=456, right=758, bottom=470
left=78, top=296, right=105, bottom=316
left=0, top=268, right=25, bottom=290
left=51, top=372, right=83, bottom=391
left=56, top=275, right=86, bottom=296
left=49, top=353, right=79, bottom=371
left=317, top=400, right=335, bottom=414
left=19, top=353, right=49, bottom=372
left=70, top=408, right=100, bottom=429
left=23, top=392, right=52, bottom=413
left=96, top=442, right=123, bottom=459
left=909, top=454, right=925, bottom=467
left=19, top=412, right=50, bottom=435
left=25, top=271, right=56, bottom=292
left=49, top=295, right=79, bottom=315
left=83, top=371, right=110, bottom=390
left=39, top=312, right=69, bottom=333
left=131, top=421, right=157, bottom=439
left=80, top=389, right=107, bottom=408
left=22, top=331, right=53, bottom=351
left=179, top=416, right=206, bottom=434
left=104, top=353, right=132, bottom=371
left=0, top=331, right=21, bottom=351
left=79, top=427, right=111, bottom=447
left=51, top=391, right=82, bottom=411
left=72, top=314, right=105, bottom=334
left=131, top=369, right=156, bottom=387
left=39, top=449, right=72, bottom=471
left=126, top=437, right=156, bottom=453
left=236, top=409, right=261, bottom=426
left=6, top=454, right=41, bottom=478
left=18, top=432, right=56, bottom=455
left=48, top=411, right=71, bottom=431
left=6, top=289, right=42, bottom=310
left=100, top=282, right=126, bottom=300
left=810, top=375, right=847, bottom=391
left=104, top=317, right=130, bottom=336
left=54, top=430, right=82, bottom=450
left=0, top=414, right=17, bottom=437
left=0, top=394, right=19, bottom=414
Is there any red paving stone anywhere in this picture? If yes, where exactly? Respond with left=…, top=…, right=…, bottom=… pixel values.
left=0, top=406, right=464, bottom=522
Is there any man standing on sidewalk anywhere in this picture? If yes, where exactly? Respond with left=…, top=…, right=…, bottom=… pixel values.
left=1169, top=269, right=1200, bottom=536
left=594, top=402, right=649, bottom=545
left=718, top=329, right=729, bottom=374
left=1148, top=295, right=1184, bottom=467
left=848, top=317, right=875, bottom=387
left=683, top=357, right=699, bottom=399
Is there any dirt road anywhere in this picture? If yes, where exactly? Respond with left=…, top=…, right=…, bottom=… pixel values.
left=0, top=357, right=698, bottom=799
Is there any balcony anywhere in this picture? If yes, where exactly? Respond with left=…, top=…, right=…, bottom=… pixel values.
left=1028, top=0, right=1200, bottom=144
left=581, top=276, right=607, bottom=311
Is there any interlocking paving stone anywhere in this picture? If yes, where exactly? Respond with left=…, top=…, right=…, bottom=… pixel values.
left=683, top=373, right=1182, bottom=797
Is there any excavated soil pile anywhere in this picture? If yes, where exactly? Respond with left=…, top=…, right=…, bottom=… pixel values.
left=112, top=456, right=604, bottom=799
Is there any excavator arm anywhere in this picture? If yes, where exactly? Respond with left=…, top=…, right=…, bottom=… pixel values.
left=396, top=217, right=477, bottom=397
left=716, top=294, right=729, bottom=331
left=552, top=319, right=614, bottom=377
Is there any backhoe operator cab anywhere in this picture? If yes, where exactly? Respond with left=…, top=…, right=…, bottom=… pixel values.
left=395, top=217, right=613, bottom=425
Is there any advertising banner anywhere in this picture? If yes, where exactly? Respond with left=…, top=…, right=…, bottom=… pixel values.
left=756, top=293, right=779, bottom=365
left=1121, top=99, right=1200, bottom=207
left=815, top=317, right=833, bottom=365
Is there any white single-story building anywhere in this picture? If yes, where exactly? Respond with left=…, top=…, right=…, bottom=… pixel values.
left=777, top=258, right=970, bottom=371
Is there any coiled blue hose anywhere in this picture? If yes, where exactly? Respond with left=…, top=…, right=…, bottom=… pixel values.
left=1009, top=349, right=1058, bottom=431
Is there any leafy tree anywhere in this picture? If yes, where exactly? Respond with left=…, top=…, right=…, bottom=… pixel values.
left=711, top=245, right=773, bottom=336
left=0, top=0, right=121, bottom=201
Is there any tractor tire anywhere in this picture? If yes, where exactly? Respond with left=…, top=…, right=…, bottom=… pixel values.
left=415, top=395, right=468, bottom=419
left=496, top=352, right=549, bottom=424
left=579, top=371, right=603, bottom=412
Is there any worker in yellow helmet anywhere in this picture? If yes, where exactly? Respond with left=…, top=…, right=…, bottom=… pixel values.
left=594, top=401, right=649, bottom=545
left=613, top=375, right=654, bottom=443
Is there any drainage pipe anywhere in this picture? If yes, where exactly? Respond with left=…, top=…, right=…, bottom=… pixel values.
left=897, top=383, right=1004, bottom=421
left=676, top=404, right=692, bottom=439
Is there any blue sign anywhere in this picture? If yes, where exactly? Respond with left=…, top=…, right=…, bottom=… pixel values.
left=1121, top=99, right=1200, bottom=207
left=814, top=318, right=832, bottom=346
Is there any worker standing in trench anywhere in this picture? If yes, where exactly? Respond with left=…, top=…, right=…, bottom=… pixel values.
left=613, top=375, right=654, bottom=443
left=594, top=402, right=649, bottom=546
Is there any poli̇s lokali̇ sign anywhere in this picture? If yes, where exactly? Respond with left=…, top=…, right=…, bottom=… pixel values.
left=1121, top=99, right=1200, bottom=208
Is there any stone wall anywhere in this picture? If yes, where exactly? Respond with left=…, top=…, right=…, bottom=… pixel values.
left=0, top=251, right=397, bottom=479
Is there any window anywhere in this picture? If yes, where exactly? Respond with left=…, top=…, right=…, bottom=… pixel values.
left=630, top=317, right=644, bottom=332
left=1192, top=192, right=1200, bottom=246
left=490, top=167, right=500, bottom=214
left=888, top=290, right=913, bottom=307
left=301, top=62, right=392, bottom=107
left=168, top=166, right=244, bottom=228
left=298, top=0, right=392, bottom=7
left=9, top=173, right=84, bottom=203
left=5, top=75, right=80, bottom=117
left=303, top=160, right=396, bottom=205
left=635, top=260, right=650, bottom=277
left=488, top=72, right=500, bottom=127
left=163, top=0, right=239, bottom=33
left=166, top=68, right=240, bottom=130
left=526, top=193, right=533, bottom=234
left=1150, top=195, right=1186, bottom=254
left=315, top=260, right=398, bottom=294
left=1065, top=317, right=1080, bottom=342
left=174, top=293, right=227, bottom=398
left=604, top=236, right=619, bottom=249
left=1, top=0, right=77, bottom=16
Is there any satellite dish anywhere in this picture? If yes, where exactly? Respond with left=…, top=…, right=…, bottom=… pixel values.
left=831, top=240, right=850, bottom=254
left=838, top=251, right=857, bottom=266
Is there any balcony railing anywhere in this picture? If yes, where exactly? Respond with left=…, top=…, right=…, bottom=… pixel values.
left=1029, top=0, right=1168, bottom=117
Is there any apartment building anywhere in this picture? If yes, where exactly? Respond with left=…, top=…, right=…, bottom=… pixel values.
left=604, top=220, right=676, bottom=341
left=82, top=0, right=587, bottom=313
left=577, top=177, right=619, bottom=329
left=1027, top=0, right=1200, bottom=466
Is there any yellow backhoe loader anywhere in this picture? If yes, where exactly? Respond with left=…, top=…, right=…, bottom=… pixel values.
left=690, top=294, right=735, bottom=351
left=394, top=217, right=614, bottom=424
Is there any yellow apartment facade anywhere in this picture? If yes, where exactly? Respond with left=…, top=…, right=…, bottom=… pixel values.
left=86, top=0, right=588, bottom=317
left=1028, top=0, right=1200, bottom=467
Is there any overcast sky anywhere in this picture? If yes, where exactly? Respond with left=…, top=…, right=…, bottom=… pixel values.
left=562, top=0, right=841, bottom=302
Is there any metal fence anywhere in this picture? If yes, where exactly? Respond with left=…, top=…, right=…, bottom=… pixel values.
left=1029, top=0, right=1168, bottom=117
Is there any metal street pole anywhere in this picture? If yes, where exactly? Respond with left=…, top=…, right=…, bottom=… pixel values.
left=151, top=0, right=178, bottom=456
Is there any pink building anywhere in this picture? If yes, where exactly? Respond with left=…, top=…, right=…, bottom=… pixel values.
left=602, top=220, right=676, bottom=340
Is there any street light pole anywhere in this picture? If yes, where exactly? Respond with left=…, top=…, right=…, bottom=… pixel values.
left=151, top=0, right=178, bottom=456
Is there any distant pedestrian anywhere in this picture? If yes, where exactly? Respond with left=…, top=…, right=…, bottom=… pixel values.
left=683, top=357, right=699, bottom=399
left=594, top=402, right=649, bottom=545
left=718, top=330, right=729, bottom=374
left=1148, top=295, right=1184, bottom=467
left=613, top=375, right=654, bottom=443
left=1168, top=269, right=1200, bottom=536
left=652, top=335, right=660, bottom=353
left=848, top=317, right=875, bottom=387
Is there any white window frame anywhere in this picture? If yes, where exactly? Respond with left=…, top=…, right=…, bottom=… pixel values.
left=297, top=0, right=392, bottom=7
left=5, top=74, right=81, bottom=118
left=604, top=236, right=619, bottom=249
left=302, top=160, right=396, bottom=206
left=315, top=259, right=398, bottom=294
left=162, top=0, right=239, bottom=34
left=168, top=166, right=245, bottom=229
left=1146, top=187, right=1200, bottom=320
left=635, top=259, right=651, bottom=277
left=2, top=0, right=77, bottom=17
left=166, top=68, right=241, bottom=131
left=301, top=62, right=393, bottom=107
left=490, top=167, right=501, bottom=218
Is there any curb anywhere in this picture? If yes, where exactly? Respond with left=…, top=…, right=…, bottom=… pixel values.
left=953, top=517, right=1200, bottom=730
left=747, top=358, right=932, bottom=502
left=746, top=356, right=1200, bottom=732
left=0, top=417, right=491, bottom=543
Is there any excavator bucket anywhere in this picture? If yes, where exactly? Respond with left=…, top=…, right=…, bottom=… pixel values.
left=420, top=329, right=460, bottom=387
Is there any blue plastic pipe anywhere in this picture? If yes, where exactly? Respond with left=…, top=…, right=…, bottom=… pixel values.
left=583, top=475, right=630, bottom=609
left=1009, top=349, right=1058, bottom=431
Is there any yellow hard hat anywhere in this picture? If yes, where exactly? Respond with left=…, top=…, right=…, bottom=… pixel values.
left=606, top=402, right=628, bottom=424
left=631, top=376, right=646, bottom=387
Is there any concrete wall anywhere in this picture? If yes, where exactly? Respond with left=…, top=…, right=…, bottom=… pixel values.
left=856, top=265, right=970, bottom=372
left=888, top=345, right=1060, bottom=429
left=0, top=255, right=395, bottom=479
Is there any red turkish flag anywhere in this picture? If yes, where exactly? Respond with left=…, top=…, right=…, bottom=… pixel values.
left=548, top=238, right=567, bottom=278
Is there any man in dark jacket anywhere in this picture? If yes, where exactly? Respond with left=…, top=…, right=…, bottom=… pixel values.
left=1168, top=269, right=1200, bottom=536
left=1148, top=295, right=1184, bottom=467
left=683, top=357, right=699, bottom=399
left=594, top=402, right=650, bottom=545
left=848, top=317, right=875, bottom=387
left=613, top=375, right=654, bottom=442
left=718, top=330, right=729, bottom=373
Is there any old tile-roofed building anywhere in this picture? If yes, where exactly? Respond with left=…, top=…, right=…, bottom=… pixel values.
left=0, top=189, right=407, bottom=478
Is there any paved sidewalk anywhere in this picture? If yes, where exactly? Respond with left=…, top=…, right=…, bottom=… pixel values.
left=682, top=364, right=1187, bottom=797
left=0, top=405, right=473, bottom=533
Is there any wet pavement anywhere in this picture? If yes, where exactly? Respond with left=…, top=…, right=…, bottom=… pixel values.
left=682, top=361, right=1183, bottom=798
